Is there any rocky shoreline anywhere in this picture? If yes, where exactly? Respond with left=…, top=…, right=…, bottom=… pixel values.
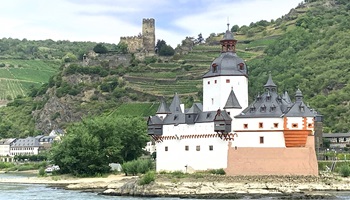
left=66, top=173, right=350, bottom=199
left=2, top=172, right=350, bottom=199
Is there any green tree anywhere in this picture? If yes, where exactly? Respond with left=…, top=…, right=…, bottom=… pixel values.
left=231, top=25, right=239, bottom=32
left=93, top=43, right=108, bottom=54
left=50, top=116, right=148, bottom=176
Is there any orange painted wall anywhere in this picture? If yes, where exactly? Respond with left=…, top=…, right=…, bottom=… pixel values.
left=226, top=136, right=318, bottom=176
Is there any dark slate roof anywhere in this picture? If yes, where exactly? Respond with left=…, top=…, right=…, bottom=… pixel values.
left=214, top=109, right=232, bottom=121
left=147, top=116, right=163, bottom=125
left=0, top=138, right=16, bottom=145
left=203, top=52, right=248, bottom=78
left=264, top=73, right=277, bottom=88
left=163, top=113, right=185, bottom=125
left=12, top=137, right=41, bottom=147
left=282, top=91, right=292, bottom=104
left=222, top=29, right=234, bottom=40
left=169, top=93, right=182, bottom=113
left=284, top=89, right=315, bottom=117
left=235, top=89, right=284, bottom=118
left=39, top=136, right=56, bottom=143
left=187, top=103, right=202, bottom=114
left=224, top=89, right=242, bottom=109
left=156, top=97, right=171, bottom=114
left=284, top=101, right=315, bottom=117
left=323, top=133, right=350, bottom=138
left=161, top=110, right=231, bottom=125
left=236, top=75, right=317, bottom=118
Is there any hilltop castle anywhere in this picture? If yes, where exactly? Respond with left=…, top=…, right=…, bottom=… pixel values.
left=120, top=18, right=155, bottom=54
left=147, top=25, right=320, bottom=176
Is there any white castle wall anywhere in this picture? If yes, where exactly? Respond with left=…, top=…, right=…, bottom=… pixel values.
left=203, top=76, right=248, bottom=112
left=285, top=117, right=314, bottom=131
left=156, top=122, right=228, bottom=172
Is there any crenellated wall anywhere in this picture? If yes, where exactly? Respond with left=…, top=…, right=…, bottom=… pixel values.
left=120, top=18, right=155, bottom=54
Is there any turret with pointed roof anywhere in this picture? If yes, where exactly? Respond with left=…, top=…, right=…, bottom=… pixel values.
left=156, top=97, right=171, bottom=114
left=285, top=89, right=314, bottom=117
left=203, top=23, right=247, bottom=78
left=224, top=89, right=241, bottom=109
left=169, top=93, right=182, bottom=113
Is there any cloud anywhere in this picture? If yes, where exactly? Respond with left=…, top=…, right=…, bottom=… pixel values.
left=0, top=0, right=302, bottom=47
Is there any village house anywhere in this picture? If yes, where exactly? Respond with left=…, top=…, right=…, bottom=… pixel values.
left=148, top=24, right=321, bottom=176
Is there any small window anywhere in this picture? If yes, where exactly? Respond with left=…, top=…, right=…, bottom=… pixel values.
left=214, top=80, right=217, bottom=84
left=185, top=146, right=189, bottom=151
left=209, top=145, right=213, bottom=151
left=196, top=145, right=200, bottom=151
left=244, top=124, right=248, bottom=129
left=260, top=136, right=264, bottom=144
left=208, top=81, right=210, bottom=85
left=308, top=123, right=313, bottom=128
left=227, top=112, right=230, bottom=115
left=274, top=123, right=278, bottom=128
left=226, top=79, right=230, bottom=83
left=238, top=63, right=244, bottom=70
left=259, top=122, right=263, bottom=128
left=188, top=115, right=191, bottom=118
left=292, top=123, right=298, bottom=128
left=165, top=146, right=168, bottom=151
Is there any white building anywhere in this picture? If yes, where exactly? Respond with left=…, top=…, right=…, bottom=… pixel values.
left=10, top=137, right=43, bottom=156
left=148, top=25, right=319, bottom=176
left=0, top=138, right=16, bottom=156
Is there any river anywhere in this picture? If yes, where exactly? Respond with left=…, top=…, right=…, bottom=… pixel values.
left=1, top=173, right=350, bottom=199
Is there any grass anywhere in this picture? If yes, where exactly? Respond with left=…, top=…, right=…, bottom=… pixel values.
left=0, top=59, right=60, bottom=99
left=109, top=102, right=159, bottom=117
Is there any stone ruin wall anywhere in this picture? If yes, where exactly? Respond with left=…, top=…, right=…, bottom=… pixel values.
left=120, top=36, right=143, bottom=53
left=120, top=18, right=155, bottom=54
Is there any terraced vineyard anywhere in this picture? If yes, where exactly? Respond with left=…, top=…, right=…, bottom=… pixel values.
left=124, top=40, right=267, bottom=100
left=0, top=59, right=60, bottom=101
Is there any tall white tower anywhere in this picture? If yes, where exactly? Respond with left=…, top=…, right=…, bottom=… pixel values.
left=202, top=24, right=248, bottom=113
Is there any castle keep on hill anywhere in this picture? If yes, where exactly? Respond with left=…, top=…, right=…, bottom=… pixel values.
left=147, top=25, right=320, bottom=176
left=120, top=18, right=155, bottom=54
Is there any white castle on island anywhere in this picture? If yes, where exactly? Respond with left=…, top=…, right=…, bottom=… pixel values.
left=147, top=25, right=319, bottom=176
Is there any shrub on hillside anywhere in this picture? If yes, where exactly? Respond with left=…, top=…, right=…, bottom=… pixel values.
left=139, top=171, right=155, bottom=185
left=209, top=168, right=226, bottom=175
left=340, top=165, right=350, bottom=177
left=122, top=159, right=154, bottom=176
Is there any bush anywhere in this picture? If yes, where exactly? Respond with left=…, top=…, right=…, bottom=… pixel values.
left=122, top=159, right=154, bottom=176
left=209, top=168, right=226, bottom=175
left=340, top=165, right=350, bottom=177
left=0, top=162, right=15, bottom=169
left=139, top=171, right=155, bottom=185
left=38, top=167, right=46, bottom=177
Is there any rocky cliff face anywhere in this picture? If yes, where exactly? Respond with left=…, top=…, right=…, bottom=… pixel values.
left=32, top=53, right=130, bottom=133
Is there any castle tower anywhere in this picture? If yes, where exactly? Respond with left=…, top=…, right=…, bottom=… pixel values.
left=142, top=18, right=155, bottom=53
left=202, top=24, right=248, bottom=113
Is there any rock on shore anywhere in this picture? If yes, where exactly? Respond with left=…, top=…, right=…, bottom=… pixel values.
left=65, top=173, right=350, bottom=199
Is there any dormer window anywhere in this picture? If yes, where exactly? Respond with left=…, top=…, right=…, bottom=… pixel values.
left=270, top=104, right=276, bottom=112
left=250, top=106, right=256, bottom=112
left=238, top=63, right=244, bottom=70
left=260, top=105, right=266, bottom=112
left=212, top=63, right=218, bottom=73
left=206, top=113, right=211, bottom=119
left=300, top=106, right=305, bottom=112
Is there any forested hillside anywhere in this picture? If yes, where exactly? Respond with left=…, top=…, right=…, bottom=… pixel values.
left=0, top=0, right=349, bottom=137
left=247, top=0, right=350, bottom=133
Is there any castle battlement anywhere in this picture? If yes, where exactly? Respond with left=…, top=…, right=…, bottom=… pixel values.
left=120, top=35, right=142, bottom=40
left=120, top=18, right=155, bottom=53
left=143, top=18, right=155, bottom=23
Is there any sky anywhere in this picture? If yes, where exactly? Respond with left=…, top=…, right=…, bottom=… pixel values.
left=0, top=0, right=302, bottom=48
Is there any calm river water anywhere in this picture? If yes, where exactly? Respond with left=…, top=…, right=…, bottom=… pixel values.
left=1, top=173, right=350, bottom=200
